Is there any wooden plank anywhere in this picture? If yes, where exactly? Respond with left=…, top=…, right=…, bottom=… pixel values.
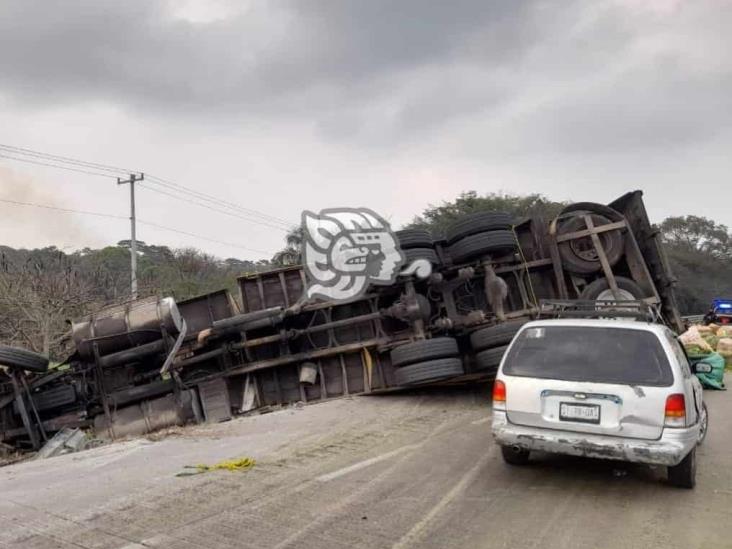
left=555, top=220, right=627, bottom=243
left=547, top=234, right=569, bottom=299
left=584, top=214, right=621, bottom=298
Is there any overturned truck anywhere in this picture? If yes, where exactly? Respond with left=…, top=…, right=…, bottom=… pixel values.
left=0, top=191, right=684, bottom=450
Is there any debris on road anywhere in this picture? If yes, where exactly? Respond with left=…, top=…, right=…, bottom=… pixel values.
left=176, top=456, right=256, bottom=477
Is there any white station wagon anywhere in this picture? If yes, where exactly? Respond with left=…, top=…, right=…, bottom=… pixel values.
left=492, top=318, right=709, bottom=488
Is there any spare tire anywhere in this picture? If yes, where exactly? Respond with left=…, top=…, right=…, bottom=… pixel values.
left=0, top=345, right=50, bottom=373
left=476, top=346, right=509, bottom=373
left=448, top=230, right=517, bottom=264
left=445, top=212, right=514, bottom=244
left=396, top=229, right=434, bottom=249
left=394, top=358, right=464, bottom=386
left=403, top=247, right=439, bottom=265
left=557, top=213, right=624, bottom=274
left=579, top=276, right=644, bottom=301
left=391, top=337, right=459, bottom=368
left=470, top=320, right=528, bottom=352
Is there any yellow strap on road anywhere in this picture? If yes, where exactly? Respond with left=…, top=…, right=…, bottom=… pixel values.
left=176, top=457, right=256, bottom=477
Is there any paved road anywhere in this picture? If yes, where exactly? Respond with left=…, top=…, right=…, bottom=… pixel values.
left=1, top=383, right=730, bottom=549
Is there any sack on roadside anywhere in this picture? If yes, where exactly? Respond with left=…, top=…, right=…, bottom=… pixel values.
left=679, top=326, right=714, bottom=354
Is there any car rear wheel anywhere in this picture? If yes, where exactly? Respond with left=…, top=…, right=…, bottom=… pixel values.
left=501, top=445, right=530, bottom=465
left=667, top=448, right=696, bottom=489
left=698, top=402, right=709, bottom=445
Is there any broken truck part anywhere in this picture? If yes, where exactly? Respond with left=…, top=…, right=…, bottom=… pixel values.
left=0, top=190, right=685, bottom=450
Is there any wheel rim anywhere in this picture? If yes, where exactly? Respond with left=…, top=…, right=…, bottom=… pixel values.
left=596, top=288, right=636, bottom=301
left=698, top=406, right=708, bottom=443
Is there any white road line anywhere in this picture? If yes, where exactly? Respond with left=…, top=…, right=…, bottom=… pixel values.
left=470, top=416, right=492, bottom=426
left=391, top=451, right=493, bottom=549
left=315, top=444, right=421, bottom=482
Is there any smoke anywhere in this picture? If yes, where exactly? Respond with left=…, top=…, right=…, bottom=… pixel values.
left=0, top=166, right=106, bottom=250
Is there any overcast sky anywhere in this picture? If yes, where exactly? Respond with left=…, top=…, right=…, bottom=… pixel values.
left=0, top=0, right=730, bottom=260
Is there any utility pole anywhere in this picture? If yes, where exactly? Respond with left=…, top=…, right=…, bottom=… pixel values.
left=117, top=173, right=144, bottom=300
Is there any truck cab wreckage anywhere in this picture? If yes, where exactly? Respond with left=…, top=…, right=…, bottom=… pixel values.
left=0, top=191, right=684, bottom=451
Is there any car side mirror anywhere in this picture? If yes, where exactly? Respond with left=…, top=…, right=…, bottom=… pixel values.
left=693, top=362, right=713, bottom=375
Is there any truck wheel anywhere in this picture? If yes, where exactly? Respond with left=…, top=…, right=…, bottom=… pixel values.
left=579, top=276, right=644, bottom=301
left=394, top=358, right=464, bottom=386
left=445, top=212, right=514, bottom=244
left=475, top=346, right=508, bottom=374
left=391, top=337, right=459, bottom=368
left=470, top=321, right=527, bottom=351
left=557, top=213, right=624, bottom=274
left=0, top=345, right=49, bottom=373
left=448, top=230, right=517, bottom=264
left=396, top=229, right=434, bottom=249
left=698, top=402, right=709, bottom=445
left=403, top=247, right=439, bottom=266
left=668, top=448, right=696, bottom=489
left=501, top=445, right=531, bottom=465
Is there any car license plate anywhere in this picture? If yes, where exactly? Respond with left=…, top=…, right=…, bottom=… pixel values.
left=559, top=402, right=600, bottom=424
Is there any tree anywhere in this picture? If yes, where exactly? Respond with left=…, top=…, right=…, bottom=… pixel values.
left=407, top=191, right=567, bottom=235
left=659, top=216, right=732, bottom=313
left=272, top=226, right=303, bottom=266
left=660, top=216, right=731, bottom=259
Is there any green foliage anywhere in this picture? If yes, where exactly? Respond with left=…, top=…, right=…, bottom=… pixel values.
left=660, top=217, right=732, bottom=314
left=406, top=191, right=567, bottom=236
left=0, top=243, right=272, bottom=360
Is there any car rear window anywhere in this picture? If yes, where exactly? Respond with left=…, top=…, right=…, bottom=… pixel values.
left=503, top=326, right=673, bottom=386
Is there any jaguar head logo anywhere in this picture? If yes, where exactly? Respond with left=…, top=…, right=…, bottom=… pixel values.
left=302, top=207, right=431, bottom=301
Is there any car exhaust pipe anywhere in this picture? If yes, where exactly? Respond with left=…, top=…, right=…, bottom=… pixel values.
left=511, top=445, right=523, bottom=454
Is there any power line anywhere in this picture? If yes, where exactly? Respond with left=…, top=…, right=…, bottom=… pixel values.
left=0, top=198, right=271, bottom=255
left=0, top=143, right=133, bottom=175
left=145, top=175, right=293, bottom=228
left=0, top=198, right=127, bottom=220
left=0, top=153, right=120, bottom=179
left=138, top=183, right=290, bottom=232
left=0, top=142, right=297, bottom=232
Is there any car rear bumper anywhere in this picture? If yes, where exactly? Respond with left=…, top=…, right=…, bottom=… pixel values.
left=492, top=411, right=698, bottom=466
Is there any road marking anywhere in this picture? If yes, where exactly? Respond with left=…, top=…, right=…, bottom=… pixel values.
left=470, top=416, right=492, bottom=426
left=392, top=451, right=492, bottom=549
left=315, top=444, right=421, bottom=482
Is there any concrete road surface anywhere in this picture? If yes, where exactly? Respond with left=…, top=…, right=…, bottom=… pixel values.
left=1, top=384, right=730, bottom=549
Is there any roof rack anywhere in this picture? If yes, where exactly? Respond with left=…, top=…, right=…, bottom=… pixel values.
left=538, top=299, right=661, bottom=322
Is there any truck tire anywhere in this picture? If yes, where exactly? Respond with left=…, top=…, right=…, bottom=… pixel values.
left=557, top=213, right=624, bottom=274
left=391, top=337, right=459, bottom=368
left=396, top=229, right=434, bottom=249
left=0, top=345, right=49, bottom=373
left=579, top=276, right=644, bottom=301
left=448, top=230, right=517, bottom=264
left=667, top=448, right=696, bottom=489
left=470, top=321, right=527, bottom=351
left=394, top=358, right=464, bottom=386
left=475, top=346, right=508, bottom=373
left=403, top=247, right=439, bottom=265
left=446, top=212, right=514, bottom=244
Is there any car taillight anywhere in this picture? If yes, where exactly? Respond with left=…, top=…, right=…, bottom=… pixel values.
left=664, top=394, right=686, bottom=427
left=493, top=380, right=506, bottom=410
